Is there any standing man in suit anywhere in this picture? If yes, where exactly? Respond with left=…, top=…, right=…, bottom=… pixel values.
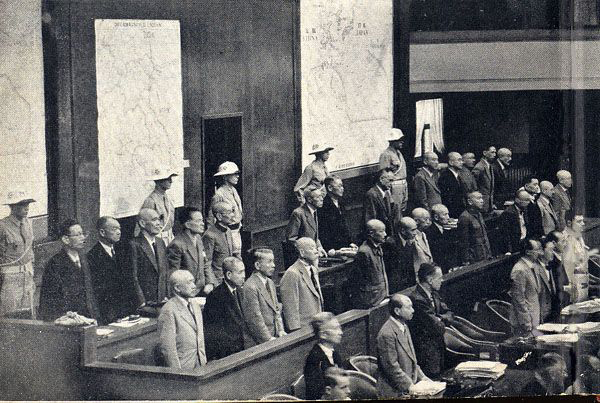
left=462, top=152, right=477, bottom=171
left=498, top=190, right=532, bottom=254
left=364, top=169, right=400, bottom=238
left=492, top=148, right=512, bottom=207
left=509, top=239, right=545, bottom=337
left=457, top=191, right=492, bottom=265
left=286, top=187, right=327, bottom=257
left=280, top=237, right=324, bottom=331
left=203, top=201, right=242, bottom=284
left=413, top=152, right=442, bottom=211
left=318, top=176, right=355, bottom=251
left=409, top=263, right=454, bottom=379
left=304, top=312, right=344, bottom=400
left=203, top=256, right=247, bottom=360
left=472, top=146, right=497, bottom=213
left=538, top=236, right=562, bottom=323
left=377, top=293, right=430, bottom=397
left=130, top=208, right=169, bottom=314
left=551, top=170, right=572, bottom=231
left=531, top=181, right=559, bottom=236
left=520, top=176, right=541, bottom=202
left=379, top=128, right=409, bottom=212
left=39, top=220, right=98, bottom=321
left=158, top=270, right=206, bottom=369
left=355, top=219, right=389, bottom=309
left=439, top=152, right=465, bottom=218
left=138, top=167, right=178, bottom=245
left=459, top=152, right=478, bottom=198
left=411, top=208, right=434, bottom=273
left=167, top=207, right=215, bottom=296
left=87, top=216, right=135, bottom=325
left=241, top=248, right=286, bottom=346
left=426, top=204, right=456, bottom=272
left=384, top=217, right=419, bottom=293
left=210, top=161, right=243, bottom=255
left=0, top=193, right=36, bottom=317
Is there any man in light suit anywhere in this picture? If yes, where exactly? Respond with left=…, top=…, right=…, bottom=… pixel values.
left=130, top=208, right=169, bottom=314
left=158, top=270, right=206, bottom=370
left=532, top=181, right=559, bottom=236
left=472, top=146, right=497, bottom=213
left=551, top=170, right=572, bottom=231
left=364, top=169, right=400, bottom=238
left=411, top=208, right=435, bottom=274
left=286, top=187, right=327, bottom=257
left=355, top=220, right=389, bottom=309
left=280, top=237, right=324, bottom=331
left=438, top=152, right=466, bottom=218
left=377, top=294, right=429, bottom=397
left=241, top=248, right=286, bottom=346
left=413, top=152, right=442, bottom=210
left=167, top=207, right=216, bottom=296
left=203, top=201, right=242, bottom=284
left=509, top=239, right=545, bottom=337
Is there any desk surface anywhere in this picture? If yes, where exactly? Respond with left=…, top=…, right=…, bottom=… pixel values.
left=96, top=318, right=157, bottom=348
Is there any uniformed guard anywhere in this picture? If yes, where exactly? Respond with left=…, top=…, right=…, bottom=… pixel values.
left=210, top=161, right=243, bottom=256
left=379, top=128, right=408, bottom=212
left=294, top=144, right=334, bottom=204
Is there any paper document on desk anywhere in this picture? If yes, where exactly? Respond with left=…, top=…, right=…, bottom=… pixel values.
left=96, top=328, right=114, bottom=336
left=536, top=333, right=579, bottom=344
left=561, top=298, right=600, bottom=315
left=110, top=317, right=150, bottom=328
left=537, top=323, right=569, bottom=333
left=411, top=380, right=446, bottom=396
left=455, top=361, right=507, bottom=380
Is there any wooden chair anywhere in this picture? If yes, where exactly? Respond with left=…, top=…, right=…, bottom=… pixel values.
left=485, top=299, right=512, bottom=334
left=451, top=316, right=507, bottom=343
left=259, top=393, right=301, bottom=401
left=348, top=355, right=378, bottom=378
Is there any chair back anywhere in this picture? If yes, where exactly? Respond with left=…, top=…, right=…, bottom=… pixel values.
left=485, top=299, right=512, bottom=334
left=345, top=369, right=378, bottom=400
left=444, top=327, right=474, bottom=354
left=290, top=374, right=306, bottom=399
left=348, top=355, right=378, bottom=378
left=452, top=316, right=507, bottom=343
left=259, top=393, right=301, bottom=401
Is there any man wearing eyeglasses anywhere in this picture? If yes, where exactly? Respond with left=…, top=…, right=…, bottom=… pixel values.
left=39, top=219, right=99, bottom=321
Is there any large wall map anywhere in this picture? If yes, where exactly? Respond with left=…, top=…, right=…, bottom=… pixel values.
left=95, top=19, right=185, bottom=218
left=300, top=0, right=393, bottom=171
left=0, top=0, right=47, bottom=217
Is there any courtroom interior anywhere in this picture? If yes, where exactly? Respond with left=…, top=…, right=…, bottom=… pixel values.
left=3, top=0, right=600, bottom=400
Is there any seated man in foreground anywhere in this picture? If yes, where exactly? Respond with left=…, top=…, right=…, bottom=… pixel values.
left=158, top=270, right=206, bottom=369
left=377, top=294, right=430, bottom=397
left=320, top=367, right=352, bottom=401
left=304, top=312, right=344, bottom=400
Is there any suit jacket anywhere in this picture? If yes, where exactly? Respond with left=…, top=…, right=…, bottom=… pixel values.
left=377, top=318, right=426, bottom=397
left=537, top=263, right=555, bottom=323
left=383, top=235, right=417, bottom=293
left=457, top=208, right=492, bottom=264
left=425, top=224, right=456, bottom=272
left=202, top=223, right=239, bottom=282
left=408, top=285, right=450, bottom=377
left=167, top=233, right=216, bottom=293
left=526, top=199, right=544, bottom=240
left=412, top=168, right=442, bottom=210
left=458, top=167, right=478, bottom=195
left=509, top=257, right=542, bottom=335
left=241, top=272, right=284, bottom=346
left=550, top=185, right=571, bottom=231
left=286, top=204, right=323, bottom=249
left=39, top=249, right=99, bottom=321
left=472, top=159, right=495, bottom=212
left=354, top=240, right=389, bottom=309
left=87, top=242, right=136, bottom=325
left=304, top=343, right=343, bottom=400
left=548, top=255, right=570, bottom=317
left=492, top=160, right=510, bottom=207
left=318, top=194, right=352, bottom=251
left=497, top=204, right=531, bottom=253
left=280, top=259, right=323, bottom=331
left=129, top=235, right=168, bottom=307
left=535, top=195, right=559, bottom=236
left=364, top=184, right=399, bottom=238
left=438, top=168, right=464, bottom=218
left=203, top=282, right=246, bottom=360
left=158, top=296, right=206, bottom=369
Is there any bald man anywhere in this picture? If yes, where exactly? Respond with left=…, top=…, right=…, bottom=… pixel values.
left=384, top=217, right=420, bottom=292
left=413, top=152, right=442, bottom=210
left=457, top=192, right=492, bottom=265
left=459, top=152, right=478, bottom=201
left=492, top=148, right=512, bottom=207
left=426, top=204, right=456, bottom=271
left=531, top=181, right=559, bottom=236
left=355, top=220, right=389, bottom=308
left=130, top=208, right=169, bottom=311
left=438, top=152, right=465, bottom=218
left=551, top=170, right=572, bottom=231
left=364, top=169, right=401, bottom=238
left=472, top=146, right=497, bottom=213
left=203, top=201, right=242, bottom=284
left=462, top=152, right=476, bottom=170
left=286, top=187, right=327, bottom=257
left=411, top=208, right=434, bottom=274
left=498, top=190, right=533, bottom=254
left=280, top=237, right=324, bottom=331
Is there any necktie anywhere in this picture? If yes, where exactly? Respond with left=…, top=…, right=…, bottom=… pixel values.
left=313, top=211, right=319, bottom=239
left=110, top=246, right=116, bottom=258
left=152, top=241, right=160, bottom=265
left=310, top=266, right=319, bottom=292
left=232, top=288, right=242, bottom=313
left=74, top=257, right=81, bottom=269
left=265, top=281, right=275, bottom=304
left=188, top=302, right=197, bottom=324
left=547, top=269, right=555, bottom=294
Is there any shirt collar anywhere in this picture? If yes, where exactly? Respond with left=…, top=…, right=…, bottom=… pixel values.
left=418, top=283, right=432, bottom=300
left=6, top=215, right=22, bottom=227
left=225, top=280, right=237, bottom=294
left=434, top=222, right=444, bottom=232
left=376, top=184, right=387, bottom=198
left=186, top=231, right=197, bottom=245
left=390, top=316, right=405, bottom=333
left=256, top=272, right=269, bottom=286
left=318, top=343, right=335, bottom=363
left=175, top=294, right=189, bottom=308
left=99, top=240, right=114, bottom=256
left=215, top=222, right=229, bottom=232
left=143, top=233, right=156, bottom=246
left=65, top=249, right=80, bottom=264
left=306, top=204, right=316, bottom=215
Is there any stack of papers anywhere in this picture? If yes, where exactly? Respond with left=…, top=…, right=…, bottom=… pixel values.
left=538, top=322, right=600, bottom=334
left=455, top=361, right=507, bottom=380
left=110, top=317, right=150, bottom=328
left=411, top=380, right=446, bottom=396
left=96, top=328, right=114, bottom=337
left=537, top=323, right=568, bottom=333
left=561, top=298, right=600, bottom=315
left=536, top=333, right=579, bottom=345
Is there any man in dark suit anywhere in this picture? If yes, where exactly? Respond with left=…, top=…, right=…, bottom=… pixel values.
left=459, top=152, right=478, bottom=200
left=413, top=152, right=442, bottom=210
left=408, top=263, right=454, bottom=379
left=203, top=256, right=247, bottom=360
left=498, top=190, right=533, bottom=254
left=545, top=231, right=570, bottom=316
left=355, top=219, right=389, bottom=309
left=318, top=175, right=355, bottom=251
left=87, top=216, right=135, bottom=325
left=530, top=181, right=559, bottom=237
left=492, top=148, right=512, bottom=207
left=551, top=170, right=572, bottom=231
left=376, top=294, right=429, bottom=397
left=304, top=312, right=344, bottom=400
left=167, top=207, right=216, bottom=296
left=130, top=208, right=169, bottom=314
left=426, top=204, right=456, bottom=272
left=286, top=187, right=327, bottom=257
left=383, top=217, right=419, bottom=293
left=457, top=191, right=492, bottom=265
left=439, top=152, right=465, bottom=218
left=472, top=146, right=497, bottom=213
left=364, top=169, right=400, bottom=238
left=158, top=270, right=207, bottom=369
left=39, top=220, right=99, bottom=321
